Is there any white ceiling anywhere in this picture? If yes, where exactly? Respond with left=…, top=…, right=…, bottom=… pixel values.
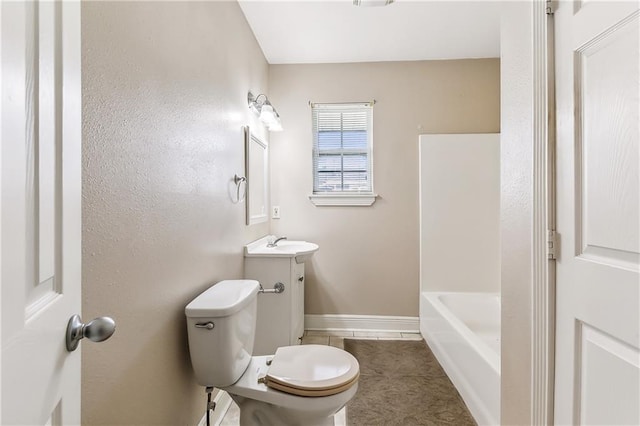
left=237, top=0, right=501, bottom=64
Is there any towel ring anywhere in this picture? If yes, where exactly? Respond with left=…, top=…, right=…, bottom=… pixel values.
left=234, top=175, right=246, bottom=203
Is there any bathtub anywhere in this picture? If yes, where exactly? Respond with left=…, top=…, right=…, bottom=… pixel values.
left=420, top=292, right=500, bottom=426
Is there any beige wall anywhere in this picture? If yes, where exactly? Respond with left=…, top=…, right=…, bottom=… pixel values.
left=500, top=2, right=534, bottom=424
left=269, top=60, right=500, bottom=317
left=81, top=2, right=269, bottom=424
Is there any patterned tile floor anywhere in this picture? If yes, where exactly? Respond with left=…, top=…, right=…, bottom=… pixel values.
left=219, top=330, right=423, bottom=425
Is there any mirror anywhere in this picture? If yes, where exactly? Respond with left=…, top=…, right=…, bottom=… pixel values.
left=245, top=126, right=268, bottom=225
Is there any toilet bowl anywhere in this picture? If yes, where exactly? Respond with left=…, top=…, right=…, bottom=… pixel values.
left=226, top=347, right=358, bottom=425
left=185, top=280, right=359, bottom=426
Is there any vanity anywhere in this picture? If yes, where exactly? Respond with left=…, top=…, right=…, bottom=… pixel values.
left=244, top=236, right=319, bottom=356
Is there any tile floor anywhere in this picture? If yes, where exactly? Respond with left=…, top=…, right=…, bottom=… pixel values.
left=218, top=330, right=423, bottom=425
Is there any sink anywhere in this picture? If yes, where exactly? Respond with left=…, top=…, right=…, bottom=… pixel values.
left=273, top=241, right=319, bottom=263
left=245, top=236, right=319, bottom=264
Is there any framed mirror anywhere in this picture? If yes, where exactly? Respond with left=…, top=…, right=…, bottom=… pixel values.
left=245, top=126, right=268, bottom=225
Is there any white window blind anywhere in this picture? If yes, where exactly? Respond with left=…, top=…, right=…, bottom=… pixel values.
left=312, top=103, right=373, bottom=194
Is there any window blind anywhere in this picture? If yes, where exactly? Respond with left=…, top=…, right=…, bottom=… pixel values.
left=312, top=103, right=373, bottom=193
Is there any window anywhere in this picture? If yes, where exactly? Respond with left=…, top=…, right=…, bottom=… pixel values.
left=310, top=102, right=377, bottom=206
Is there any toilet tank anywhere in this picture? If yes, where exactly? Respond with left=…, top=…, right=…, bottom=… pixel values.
left=185, top=280, right=260, bottom=387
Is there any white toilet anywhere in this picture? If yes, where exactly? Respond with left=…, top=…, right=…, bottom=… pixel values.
left=185, top=280, right=360, bottom=426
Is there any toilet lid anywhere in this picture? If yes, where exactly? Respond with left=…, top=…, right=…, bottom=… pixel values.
left=265, top=345, right=360, bottom=397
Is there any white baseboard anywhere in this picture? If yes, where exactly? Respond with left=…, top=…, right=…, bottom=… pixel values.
left=304, top=314, right=419, bottom=332
left=197, top=390, right=233, bottom=426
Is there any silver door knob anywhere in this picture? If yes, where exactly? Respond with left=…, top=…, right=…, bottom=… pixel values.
left=66, top=314, right=116, bottom=352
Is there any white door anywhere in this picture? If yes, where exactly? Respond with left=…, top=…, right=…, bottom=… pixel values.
left=554, top=1, right=639, bottom=424
left=1, top=1, right=82, bottom=424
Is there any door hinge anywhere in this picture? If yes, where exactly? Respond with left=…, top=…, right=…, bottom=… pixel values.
left=546, top=0, right=556, bottom=15
left=547, top=230, right=558, bottom=260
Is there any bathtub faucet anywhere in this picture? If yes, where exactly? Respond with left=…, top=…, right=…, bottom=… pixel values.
left=267, top=236, right=287, bottom=248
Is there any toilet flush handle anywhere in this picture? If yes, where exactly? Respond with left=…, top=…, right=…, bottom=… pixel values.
left=65, top=314, right=116, bottom=352
left=195, top=322, right=215, bottom=330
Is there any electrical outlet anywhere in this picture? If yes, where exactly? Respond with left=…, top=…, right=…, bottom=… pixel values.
left=272, top=206, right=280, bottom=219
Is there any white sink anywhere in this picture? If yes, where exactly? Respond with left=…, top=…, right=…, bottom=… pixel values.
left=245, top=236, right=319, bottom=264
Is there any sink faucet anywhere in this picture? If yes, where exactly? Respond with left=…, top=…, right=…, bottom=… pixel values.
left=267, top=236, right=287, bottom=248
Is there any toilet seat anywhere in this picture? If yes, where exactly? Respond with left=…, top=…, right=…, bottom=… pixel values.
left=264, top=345, right=360, bottom=397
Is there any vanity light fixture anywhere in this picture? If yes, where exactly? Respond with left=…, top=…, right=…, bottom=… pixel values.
left=248, top=92, right=283, bottom=132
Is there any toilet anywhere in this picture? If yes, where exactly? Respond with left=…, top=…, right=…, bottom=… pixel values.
left=185, top=280, right=360, bottom=426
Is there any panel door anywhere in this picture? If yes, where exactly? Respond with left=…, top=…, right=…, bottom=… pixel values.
left=1, top=0, right=82, bottom=423
left=554, top=1, right=640, bottom=424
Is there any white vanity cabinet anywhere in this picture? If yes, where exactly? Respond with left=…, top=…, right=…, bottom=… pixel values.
left=244, top=236, right=319, bottom=356
left=244, top=257, right=305, bottom=356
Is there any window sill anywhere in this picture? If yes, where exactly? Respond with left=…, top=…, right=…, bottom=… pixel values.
left=309, top=194, right=378, bottom=207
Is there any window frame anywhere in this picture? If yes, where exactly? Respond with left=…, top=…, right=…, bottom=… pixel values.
left=309, top=102, right=378, bottom=206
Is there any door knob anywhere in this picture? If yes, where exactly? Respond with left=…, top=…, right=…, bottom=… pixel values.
left=66, top=314, right=116, bottom=352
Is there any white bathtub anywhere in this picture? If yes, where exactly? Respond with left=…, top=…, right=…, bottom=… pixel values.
left=420, top=292, right=500, bottom=426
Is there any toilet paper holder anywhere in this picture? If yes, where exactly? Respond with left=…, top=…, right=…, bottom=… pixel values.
left=259, top=282, right=285, bottom=294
